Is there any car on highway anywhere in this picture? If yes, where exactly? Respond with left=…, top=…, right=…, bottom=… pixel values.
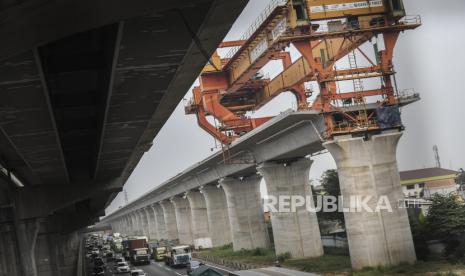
left=105, top=251, right=114, bottom=262
left=91, top=252, right=100, bottom=261
left=92, top=266, right=105, bottom=276
left=114, top=257, right=125, bottom=264
left=115, top=261, right=130, bottom=274
left=94, top=258, right=106, bottom=269
left=130, top=269, right=147, bottom=276
left=187, top=260, right=204, bottom=275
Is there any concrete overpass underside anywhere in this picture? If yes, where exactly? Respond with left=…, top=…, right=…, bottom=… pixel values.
left=0, top=1, right=248, bottom=275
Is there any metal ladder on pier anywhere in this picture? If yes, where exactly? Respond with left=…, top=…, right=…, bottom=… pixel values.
left=348, top=51, right=369, bottom=128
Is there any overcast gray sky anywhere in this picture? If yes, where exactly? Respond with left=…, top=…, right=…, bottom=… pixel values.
left=106, top=0, right=465, bottom=214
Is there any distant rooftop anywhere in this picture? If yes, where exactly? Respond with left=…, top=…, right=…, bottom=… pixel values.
left=400, top=167, right=458, bottom=185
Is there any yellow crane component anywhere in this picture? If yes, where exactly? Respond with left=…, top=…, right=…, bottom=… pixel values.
left=225, top=3, right=289, bottom=92
left=305, top=0, right=389, bottom=20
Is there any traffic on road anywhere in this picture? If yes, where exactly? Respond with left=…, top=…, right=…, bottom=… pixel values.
left=84, top=233, right=231, bottom=276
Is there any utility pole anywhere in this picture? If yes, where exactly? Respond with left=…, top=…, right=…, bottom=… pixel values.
left=433, top=145, right=441, bottom=168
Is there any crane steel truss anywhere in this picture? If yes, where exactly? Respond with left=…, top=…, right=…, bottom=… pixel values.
left=185, top=0, right=421, bottom=144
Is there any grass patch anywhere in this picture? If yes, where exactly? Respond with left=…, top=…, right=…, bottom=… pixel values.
left=283, top=255, right=351, bottom=273
left=198, top=243, right=276, bottom=265
left=198, top=244, right=351, bottom=271
left=198, top=245, right=465, bottom=275
left=352, top=261, right=465, bottom=276
left=323, top=246, right=350, bottom=256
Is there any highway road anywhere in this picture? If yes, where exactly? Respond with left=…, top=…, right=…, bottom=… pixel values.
left=86, top=257, right=233, bottom=276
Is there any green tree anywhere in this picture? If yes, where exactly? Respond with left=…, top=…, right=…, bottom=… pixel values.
left=317, top=169, right=345, bottom=226
left=425, top=193, right=465, bottom=259
left=321, top=169, right=341, bottom=198
left=456, top=168, right=465, bottom=185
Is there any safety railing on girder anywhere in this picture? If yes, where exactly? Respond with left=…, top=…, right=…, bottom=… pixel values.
left=399, top=15, right=422, bottom=25
left=397, top=88, right=420, bottom=100
left=332, top=118, right=379, bottom=134
left=224, top=0, right=288, bottom=59
left=311, top=14, right=421, bottom=34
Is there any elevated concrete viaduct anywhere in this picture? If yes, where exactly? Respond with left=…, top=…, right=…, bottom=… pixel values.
left=102, top=111, right=325, bottom=251
left=0, top=0, right=247, bottom=275
left=102, top=107, right=418, bottom=269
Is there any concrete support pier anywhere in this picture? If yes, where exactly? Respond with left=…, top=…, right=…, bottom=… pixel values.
left=120, top=217, right=125, bottom=234
left=15, top=220, right=40, bottom=276
left=324, top=131, right=416, bottom=269
left=160, top=201, right=178, bottom=241
left=130, top=213, right=137, bottom=235
left=130, top=213, right=139, bottom=235
left=6, top=219, right=80, bottom=276
left=38, top=231, right=79, bottom=276
left=112, top=221, right=119, bottom=233
left=187, top=190, right=212, bottom=249
left=135, top=212, right=142, bottom=235
left=140, top=209, right=150, bottom=237
left=171, top=197, right=193, bottom=245
left=221, top=175, right=270, bottom=251
left=201, top=185, right=232, bottom=247
left=151, top=204, right=166, bottom=240
left=258, top=158, right=323, bottom=258
left=136, top=211, right=145, bottom=236
left=124, top=216, right=132, bottom=235
left=116, top=221, right=121, bottom=233
left=128, top=215, right=135, bottom=235
left=0, top=224, right=19, bottom=276
left=145, top=207, right=158, bottom=240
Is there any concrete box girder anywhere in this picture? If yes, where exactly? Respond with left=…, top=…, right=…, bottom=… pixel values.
left=104, top=111, right=325, bottom=218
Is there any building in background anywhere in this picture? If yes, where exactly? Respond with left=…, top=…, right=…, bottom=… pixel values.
left=400, top=168, right=459, bottom=199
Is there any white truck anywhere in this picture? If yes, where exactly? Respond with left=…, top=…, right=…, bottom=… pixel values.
left=131, top=248, right=151, bottom=265
left=164, top=245, right=192, bottom=267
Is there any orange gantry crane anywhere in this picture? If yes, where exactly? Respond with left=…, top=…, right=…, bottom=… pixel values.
left=185, top=0, right=421, bottom=144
